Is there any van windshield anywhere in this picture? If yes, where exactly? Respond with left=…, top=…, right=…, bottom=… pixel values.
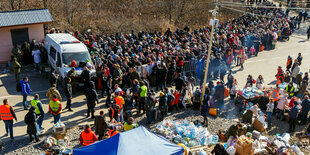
left=62, top=52, right=91, bottom=66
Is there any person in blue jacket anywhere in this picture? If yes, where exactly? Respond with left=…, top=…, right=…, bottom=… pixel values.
left=20, top=77, right=31, bottom=110
left=288, top=101, right=299, bottom=133
left=201, top=94, right=210, bottom=127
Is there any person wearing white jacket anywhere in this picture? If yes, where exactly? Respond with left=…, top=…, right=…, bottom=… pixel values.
left=256, top=75, right=264, bottom=89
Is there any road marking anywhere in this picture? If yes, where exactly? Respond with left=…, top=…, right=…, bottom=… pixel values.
left=0, top=90, right=47, bottom=99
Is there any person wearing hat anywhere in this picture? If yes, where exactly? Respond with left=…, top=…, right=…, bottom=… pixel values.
left=80, top=124, right=98, bottom=146
left=159, top=92, right=168, bottom=120
left=46, top=84, right=62, bottom=102
left=288, top=101, right=299, bottom=133
left=25, top=106, right=39, bottom=142
left=49, top=94, right=62, bottom=124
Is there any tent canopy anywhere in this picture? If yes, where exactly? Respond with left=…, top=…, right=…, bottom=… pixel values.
left=74, top=126, right=184, bottom=155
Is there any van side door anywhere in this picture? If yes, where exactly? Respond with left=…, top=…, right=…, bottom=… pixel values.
left=56, top=52, right=63, bottom=78
left=49, top=46, right=57, bottom=69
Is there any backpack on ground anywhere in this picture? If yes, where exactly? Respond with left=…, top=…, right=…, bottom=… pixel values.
left=16, top=82, right=22, bottom=92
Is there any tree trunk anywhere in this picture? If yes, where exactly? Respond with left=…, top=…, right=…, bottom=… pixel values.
left=10, top=0, right=15, bottom=10
left=174, top=0, right=186, bottom=26
left=42, top=0, right=47, bottom=8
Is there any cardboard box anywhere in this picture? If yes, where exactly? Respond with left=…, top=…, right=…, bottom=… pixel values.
left=253, top=118, right=265, bottom=132
left=235, top=142, right=254, bottom=155
left=53, top=133, right=66, bottom=140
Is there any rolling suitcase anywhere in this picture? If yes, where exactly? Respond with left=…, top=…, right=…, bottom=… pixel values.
left=152, top=108, right=159, bottom=121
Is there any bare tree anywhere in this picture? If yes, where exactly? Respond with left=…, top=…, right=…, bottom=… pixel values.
left=9, top=0, right=15, bottom=10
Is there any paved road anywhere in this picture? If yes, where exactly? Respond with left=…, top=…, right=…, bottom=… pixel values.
left=0, top=21, right=309, bottom=143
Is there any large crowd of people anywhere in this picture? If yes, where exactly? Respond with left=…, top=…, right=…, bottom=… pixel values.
left=1, top=2, right=309, bottom=148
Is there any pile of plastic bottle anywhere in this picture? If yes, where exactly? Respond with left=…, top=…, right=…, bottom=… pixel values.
left=242, top=87, right=264, bottom=98
left=155, top=119, right=219, bottom=147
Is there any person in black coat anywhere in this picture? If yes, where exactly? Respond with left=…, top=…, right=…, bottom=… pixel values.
left=300, top=95, right=310, bottom=125
left=174, top=73, right=186, bottom=92
left=81, top=66, right=91, bottom=89
left=85, top=82, right=99, bottom=119
left=64, top=77, right=73, bottom=111
left=167, top=61, right=176, bottom=86
left=158, top=64, right=168, bottom=91
left=25, top=106, right=39, bottom=142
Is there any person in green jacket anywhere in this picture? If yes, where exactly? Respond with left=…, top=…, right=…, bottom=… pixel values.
left=225, top=123, right=243, bottom=138
left=10, top=56, right=21, bottom=82
left=11, top=45, right=22, bottom=64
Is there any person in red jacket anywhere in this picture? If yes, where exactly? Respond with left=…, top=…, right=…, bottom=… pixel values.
left=79, top=124, right=98, bottom=146
left=288, top=97, right=297, bottom=109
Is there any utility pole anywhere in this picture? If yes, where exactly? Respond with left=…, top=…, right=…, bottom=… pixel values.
left=200, top=1, right=219, bottom=106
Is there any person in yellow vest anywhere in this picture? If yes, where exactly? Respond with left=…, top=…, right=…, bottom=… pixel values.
left=123, top=117, right=139, bottom=131
left=285, top=82, right=295, bottom=99
left=31, top=94, right=45, bottom=133
left=79, top=124, right=98, bottom=146
left=49, top=94, right=62, bottom=124
left=138, top=81, right=147, bottom=114
left=0, top=99, right=17, bottom=141
left=114, top=92, right=124, bottom=122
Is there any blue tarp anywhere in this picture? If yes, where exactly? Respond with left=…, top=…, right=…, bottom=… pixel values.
left=73, top=126, right=184, bottom=155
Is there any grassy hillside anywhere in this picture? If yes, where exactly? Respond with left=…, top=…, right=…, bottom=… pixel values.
left=0, top=0, right=243, bottom=33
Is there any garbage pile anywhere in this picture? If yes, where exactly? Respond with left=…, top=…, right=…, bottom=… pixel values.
left=42, top=123, right=72, bottom=155
left=155, top=119, right=218, bottom=147
left=240, top=87, right=264, bottom=99
left=224, top=132, right=305, bottom=155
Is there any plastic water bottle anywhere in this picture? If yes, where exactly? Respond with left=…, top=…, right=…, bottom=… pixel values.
left=206, top=135, right=212, bottom=145
left=211, top=135, right=219, bottom=144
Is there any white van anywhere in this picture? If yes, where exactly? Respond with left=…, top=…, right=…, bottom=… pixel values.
left=44, top=33, right=95, bottom=80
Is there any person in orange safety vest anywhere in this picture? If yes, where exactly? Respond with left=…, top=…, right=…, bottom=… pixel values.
left=79, top=124, right=98, bottom=146
left=108, top=126, right=119, bottom=137
left=0, top=99, right=17, bottom=141
left=108, top=104, right=120, bottom=122
left=286, top=56, right=292, bottom=72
